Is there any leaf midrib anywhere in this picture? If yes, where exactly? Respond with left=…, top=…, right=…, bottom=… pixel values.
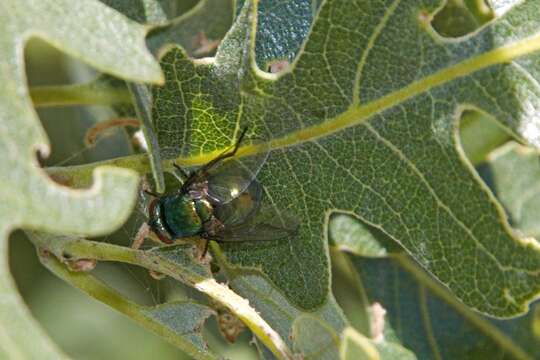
left=175, top=32, right=540, bottom=167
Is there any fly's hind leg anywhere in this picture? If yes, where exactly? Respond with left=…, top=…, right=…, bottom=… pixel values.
left=197, top=216, right=225, bottom=260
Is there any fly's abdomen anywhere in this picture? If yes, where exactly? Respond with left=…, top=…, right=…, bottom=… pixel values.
left=162, top=195, right=204, bottom=238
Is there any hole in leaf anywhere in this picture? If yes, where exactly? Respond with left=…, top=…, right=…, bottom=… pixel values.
left=102, top=0, right=199, bottom=23
left=458, top=109, right=511, bottom=167
left=24, top=39, right=134, bottom=170
left=431, top=0, right=494, bottom=38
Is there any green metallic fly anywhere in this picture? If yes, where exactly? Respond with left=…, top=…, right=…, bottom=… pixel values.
left=139, top=128, right=298, bottom=256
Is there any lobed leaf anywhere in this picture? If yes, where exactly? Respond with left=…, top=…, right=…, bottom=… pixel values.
left=0, top=0, right=162, bottom=356
left=151, top=0, right=540, bottom=315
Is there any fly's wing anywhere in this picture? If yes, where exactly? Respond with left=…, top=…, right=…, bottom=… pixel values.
left=217, top=204, right=299, bottom=242
left=213, top=180, right=263, bottom=227
left=206, top=145, right=269, bottom=205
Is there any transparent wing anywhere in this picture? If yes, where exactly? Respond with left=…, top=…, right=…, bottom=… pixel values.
left=206, top=147, right=269, bottom=204
left=213, top=180, right=263, bottom=226
left=217, top=203, right=299, bottom=242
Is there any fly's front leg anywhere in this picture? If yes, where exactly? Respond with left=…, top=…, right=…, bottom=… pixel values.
left=132, top=222, right=169, bottom=249
left=132, top=222, right=150, bottom=249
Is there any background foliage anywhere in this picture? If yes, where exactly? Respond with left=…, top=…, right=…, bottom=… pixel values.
left=2, top=0, right=540, bottom=359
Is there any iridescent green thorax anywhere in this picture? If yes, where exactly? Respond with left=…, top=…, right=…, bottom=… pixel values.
left=149, top=194, right=213, bottom=240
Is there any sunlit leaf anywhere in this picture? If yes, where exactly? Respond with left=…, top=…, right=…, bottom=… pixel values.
left=0, top=0, right=162, bottom=356
left=151, top=0, right=540, bottom=315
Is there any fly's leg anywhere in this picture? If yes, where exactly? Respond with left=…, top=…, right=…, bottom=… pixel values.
left=131, top=222, right=172, bottom=249
left=199, top=127, right=248, bottom=173
left=131, top=223, right=169, bottom=279
left=172, top=163, right=190, bottom=182
left=132, top=222, right=150, bottom=249
left=198, top=216, right=225, bottom=259
left=181, top=127, right=249, bottom=192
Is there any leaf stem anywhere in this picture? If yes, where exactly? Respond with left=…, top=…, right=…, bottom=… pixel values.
left=42, top=239, right=294, bottom=360
left=127, top=83, right=165, bottom=193
left=30, top=83, right=131, bottom=107
left=46, top=154, right=152, bottom=188
left=38, top=251, right=217, bottom=360
left=44, top=108, right=510, bottom=189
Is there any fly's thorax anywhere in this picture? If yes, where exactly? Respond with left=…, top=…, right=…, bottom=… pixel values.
left=161, top=194, right=214, bottom=238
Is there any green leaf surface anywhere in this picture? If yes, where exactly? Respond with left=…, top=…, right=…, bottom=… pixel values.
left=0, top=0, right=162, bottom=357
left=128, top=82, right=166, bottom=193
left=151, top=0, right=540, bottom=315
left=330, top=213, right=538, bottom=359
left=141, top=302, right=214, bottom=354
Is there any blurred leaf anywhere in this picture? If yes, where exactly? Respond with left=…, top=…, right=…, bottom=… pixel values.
left=101, top=0, right=200, bottom=23
left=36, top=243, right=217, bottom=360
left=340, top=327, right=379, bottom=360
left=0, top=0, right=162, bottom=357
left=329, top=214, right=391, bottom=257
left=459, top=110, right=511, bottom=166
left=100, top=0, right=171, bottom=24
left=149, top=0, right=235, bottom=56
left=339, top=326, right=415, bottom=360
left=432, top=0, right=486, bottom=37
left=486, top=0, right=517, bottom=16
left=330, top=213, right=538, bottom=359
left=353, top=255, right=538, bottom=360
left=487, top=142, right=540, bottom=238
left=292, top=315, right=340, bottom=359
left=152, top=0, right=540, bottom=315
